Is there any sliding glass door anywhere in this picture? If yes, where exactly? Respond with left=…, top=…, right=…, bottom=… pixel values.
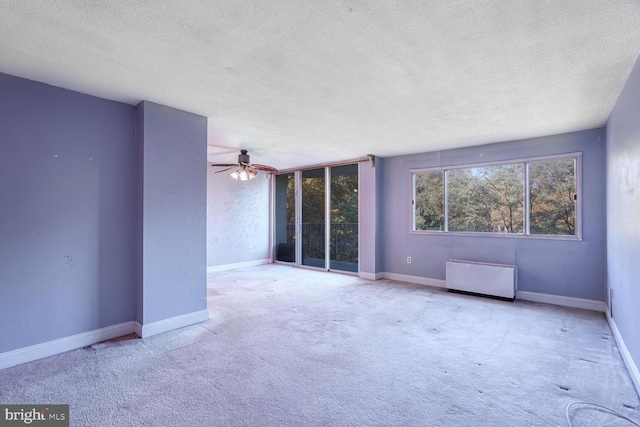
left=301, top=168, right=326, bottom=268
left=274, top=173, right=295, bottom=263
left=274, top=164, right=358, bottom=273
left=330, top=164, right=358, bottom=272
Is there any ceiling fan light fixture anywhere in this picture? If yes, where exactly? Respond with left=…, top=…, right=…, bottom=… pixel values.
left=231, top=167, right=256, bottom=181
left=212, top=150, right=278, bottom=180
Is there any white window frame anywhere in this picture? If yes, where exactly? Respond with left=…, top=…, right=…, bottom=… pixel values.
left=410, top=152, right=582, bottom=240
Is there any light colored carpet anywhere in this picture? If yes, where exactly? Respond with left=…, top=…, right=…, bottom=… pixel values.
left=1, top=264, right=638, bottom=426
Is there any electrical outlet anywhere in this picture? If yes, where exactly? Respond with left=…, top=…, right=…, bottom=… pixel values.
left=407, top=256, right=411, bottom=264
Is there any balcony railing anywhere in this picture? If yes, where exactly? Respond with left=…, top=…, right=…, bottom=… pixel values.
left=286, top=222, right=358, bottom=263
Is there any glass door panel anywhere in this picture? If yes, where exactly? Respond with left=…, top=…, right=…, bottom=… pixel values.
left=301, top=168, right=326, bottom=268
left=274, top=173, right=295, bottom=263
left=330, top=164, right=358, bottom=272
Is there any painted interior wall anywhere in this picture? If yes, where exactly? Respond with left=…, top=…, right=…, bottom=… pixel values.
left=0, top=73, right=136, bottom=353
left=380, top=128, right=607, bottom=301
left=206, top=166, right=270, bottom=268
left=137, top=101, right=208, bottom=324
left=0, top=74, right=208, bottom=356
left=359, top=161, right=382, bottom=277
left=375, top=159, right=384, bottom=272
left=606, top=52, right=640, bottom=385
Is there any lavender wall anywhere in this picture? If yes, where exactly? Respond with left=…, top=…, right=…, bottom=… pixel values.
left=206, top=166, right=270, bottom=268
left=0, top=75, right=208, bottom=355
left=359, top=161, right=382, bottom=276
left=380, top=128, right=607, bottom=301
left=134, top=100, right=145, bottom=323
left=606, top=53, right=640, bottom=388
left=375, top=159, right=384, bottom=272
left=0, top=73, right=136, bottom=353
left=137, top=101, right=207, bottom=324
left=359, top=163, right=374, bottom=275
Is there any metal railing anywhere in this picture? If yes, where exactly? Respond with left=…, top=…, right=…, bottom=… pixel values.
left=286, top=222, right=358, bottom=263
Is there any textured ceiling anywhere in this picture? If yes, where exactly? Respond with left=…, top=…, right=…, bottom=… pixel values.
left=2, top=1, right=640, bottom=170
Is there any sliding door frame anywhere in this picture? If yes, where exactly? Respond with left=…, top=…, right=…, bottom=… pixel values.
left=270, top=160, right=363, bottom=275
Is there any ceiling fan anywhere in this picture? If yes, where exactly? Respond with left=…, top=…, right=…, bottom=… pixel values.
left=210, top=150, right=279, bottom=180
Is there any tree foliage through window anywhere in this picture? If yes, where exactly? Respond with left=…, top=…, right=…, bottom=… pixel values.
left=448, top=164, right=524, bottom=233
left=529, top=159, right=576, bottom=235
left=413, top=156, right=577, bottom=236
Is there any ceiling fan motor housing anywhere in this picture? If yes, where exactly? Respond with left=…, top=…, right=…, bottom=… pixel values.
left=239, top=150, right=250, bottom=165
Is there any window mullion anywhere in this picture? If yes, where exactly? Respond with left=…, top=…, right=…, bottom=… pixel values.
left=411, top=173, right=416, bottom=231
left=575, top=155, right=582, bottom=240
left=444, top=170, right=449, bottom=232
left=525, top=162, right=530, bottom=235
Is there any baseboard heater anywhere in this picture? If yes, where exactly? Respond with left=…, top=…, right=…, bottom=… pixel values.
left=445, top=259, right=517, bottom=300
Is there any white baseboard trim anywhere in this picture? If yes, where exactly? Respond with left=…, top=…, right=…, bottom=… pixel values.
left=606, top=310, right=640, bottom=396
left=207, top=259, right=270, bottom=273
left=135, top=309, right=210, bottom=338
left=0, top=321, right=136, bottom=371
left=359, top=271, right=383, bottom=281
left=516, top=291, right=606, bottom=312
left=380, top=272, right=447, bottom=289
left=1, top=309, right=211, bottom=371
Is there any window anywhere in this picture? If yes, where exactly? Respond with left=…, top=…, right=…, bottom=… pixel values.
left=413, top=170, right=444, bottom=231
left=412, top=154, right=580, bottom=238
left=448, top=164, right=524, bottom=233
left=529, top=158, right=576, bottom=235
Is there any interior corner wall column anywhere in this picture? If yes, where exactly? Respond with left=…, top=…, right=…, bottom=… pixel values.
left=605, top=49, right=640, bottom=395
left=135, top=101, right=208, bottom=336
left=359, top=159, right=382, bottom=280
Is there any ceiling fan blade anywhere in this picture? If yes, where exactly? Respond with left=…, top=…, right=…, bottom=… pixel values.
left=210, top=163, right=239, bottom=167
left=251, top=164, right=279, bottom=173
left=212, top=151, right=278, bottom=176
left=215, top=166, right=235, bottom=173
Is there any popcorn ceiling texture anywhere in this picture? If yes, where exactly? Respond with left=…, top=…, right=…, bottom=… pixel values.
left=1, top=1, right=640, bottom=169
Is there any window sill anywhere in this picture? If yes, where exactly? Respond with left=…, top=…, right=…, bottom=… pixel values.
left=409, top=230, right=582, bottom=241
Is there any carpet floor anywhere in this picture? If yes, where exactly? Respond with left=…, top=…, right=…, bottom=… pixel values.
left=1, top=264, right=639, bottom=426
